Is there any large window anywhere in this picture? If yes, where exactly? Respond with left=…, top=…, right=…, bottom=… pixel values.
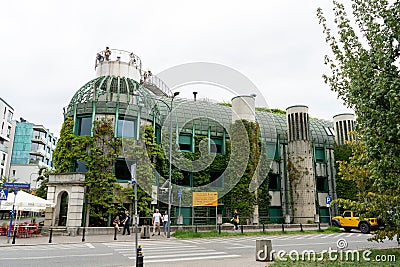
left=117, top=117, right=136, bottom=138
left=179, top=134, right=192, bottom=152
left=74, top=160, right=87, bottom=172
left=315, top=147, right=326, bottom=163
left=210, top=170, right=223, bottom=187
left=76, top=117, right=92, bottom=136
left=115, top=159, right=131, bottom=181
left=210, top=137, right=223, bottom=154
left=268, top=173, right=280, bottom=190
left=266, top=142, right=279, bottom=160
left=31, top=142, right=45, bottom=151
left=316, top=176, right=328, bottom=192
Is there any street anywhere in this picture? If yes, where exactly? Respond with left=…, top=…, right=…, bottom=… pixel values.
left=0, top=231, right=398, bottom=267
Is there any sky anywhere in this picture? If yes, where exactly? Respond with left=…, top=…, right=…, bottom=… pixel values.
left=1, top=0, right=354, bottom=137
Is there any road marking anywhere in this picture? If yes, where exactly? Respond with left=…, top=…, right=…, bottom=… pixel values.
left=143, top=251, right=227, bottom=259
left=142, top=254, right=241, bottom=263
left=0, top=253, right=113, bottom=260
left=86, top=243, right=95, bottom=248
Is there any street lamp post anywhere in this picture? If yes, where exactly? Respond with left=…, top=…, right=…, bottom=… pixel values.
left=167, top=92, right=179, bottom=238
left=134, top=91, right=179, bottom=238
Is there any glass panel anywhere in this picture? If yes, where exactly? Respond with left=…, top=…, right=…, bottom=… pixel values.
left=315, top=148, right=325, bottom=162
left=117, top=118, right=136, bottom=138
left=78, top=117, right=92, bottom=136
left=115, top=159, right=131, bottom=181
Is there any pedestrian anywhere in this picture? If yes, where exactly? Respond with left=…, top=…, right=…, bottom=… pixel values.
left=163, top=211, right=169, bottom=236
left=232, top=209, right=239, bottom=231
left=104, top=47, right=111, bottom=61
left=122, top=210, right=131, bottom=235
left=96, top=53, right=104, bottom=63
left=152, top=209, right=162, bottom=236
left=129, top=52, right=136, bottom=65
left=113, top=215, right=121, bottom=232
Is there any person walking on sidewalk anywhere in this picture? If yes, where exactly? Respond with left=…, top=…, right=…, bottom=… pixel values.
left=152, top=209, right=162, bottom=236
left=232, top=209, right=239, bottom=231
left=122, top=210, right=131, bottom=235
left=113, top=215, right=121, bottom=232
left=162, top=211, right=169, bottom=236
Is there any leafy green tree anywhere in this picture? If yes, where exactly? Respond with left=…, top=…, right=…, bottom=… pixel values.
left=318, top=0, right=400, bottom=241
left=34, top=166, right=51, bottom=199
left=334, top=143, right=357, bottom=201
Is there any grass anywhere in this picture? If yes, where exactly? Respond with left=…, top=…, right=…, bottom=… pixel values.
left=172, top=226, right=341, bottom=238
left=269, top=248, right=399, bottom=266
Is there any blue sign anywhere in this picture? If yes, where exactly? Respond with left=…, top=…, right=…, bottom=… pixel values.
left=0, top=188, right=8, bottom=200
left=3, top=183, right=30, bottom=189
left=326, top=195, right=332, bottom=205
left=178, top=189, right=182, bottom=198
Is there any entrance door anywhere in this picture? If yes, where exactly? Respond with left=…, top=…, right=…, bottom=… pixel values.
left=58, top=192, right=69, bottom=226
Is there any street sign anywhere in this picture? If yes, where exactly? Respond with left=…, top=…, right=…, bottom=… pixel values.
left=3, top=183, right=30, bottom=189
left=178, top=189, right=182, bottom=198
left=131, top=164, right=137, bottom=185
left=326, top=195, right=332, bottom=205
left=193, top=192, right=218, bottom=206
left=0, top=188, right=8, bottom=200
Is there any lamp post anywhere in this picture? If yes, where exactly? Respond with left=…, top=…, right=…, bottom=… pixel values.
left=134, top=91, right=179, bottom=238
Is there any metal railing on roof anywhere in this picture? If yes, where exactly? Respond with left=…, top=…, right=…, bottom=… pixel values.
left=95, top=48, right=142, bottom=72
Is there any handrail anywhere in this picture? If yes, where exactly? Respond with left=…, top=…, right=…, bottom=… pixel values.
left=142, top=74, right=172, bottom=97
left=94, top=48, right=142, bottom=72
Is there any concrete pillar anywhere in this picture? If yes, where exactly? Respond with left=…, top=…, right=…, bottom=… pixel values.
left=286, top=105, right=316, bottom=224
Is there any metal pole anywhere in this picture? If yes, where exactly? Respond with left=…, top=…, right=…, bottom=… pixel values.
left=135, top=178, right=138, bottom=263
left=167, top=101, right=172, bottom=238
left=7, top=190, right=17, bottom=244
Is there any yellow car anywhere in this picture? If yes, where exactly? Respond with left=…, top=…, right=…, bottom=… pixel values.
left=331, top=210, right=380, bottom=234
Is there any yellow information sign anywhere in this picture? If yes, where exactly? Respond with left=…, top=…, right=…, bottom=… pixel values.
left=192, top=192, right=218, bottom=206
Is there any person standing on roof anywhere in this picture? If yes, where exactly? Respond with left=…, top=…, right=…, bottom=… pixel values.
left=105, top=47, right=111, bottom=61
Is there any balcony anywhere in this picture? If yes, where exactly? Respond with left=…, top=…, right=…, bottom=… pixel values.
left=32, top=135, right=47, bottom=144
left=0, top=143, right=8, bottom=153
left=30, top=148, right=46, bottom=157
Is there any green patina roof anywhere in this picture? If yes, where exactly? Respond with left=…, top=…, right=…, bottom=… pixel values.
left=67, top=76, right=334, bottom=146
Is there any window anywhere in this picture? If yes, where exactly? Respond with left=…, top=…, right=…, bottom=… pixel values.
left=115, top=159, right=131, bottom=181
left=117, top=117, right=136, bottom=138
left=74, top=160, right=87, bottom=172
left=177, top=171, right=192, bottom=187
left=179, top=134, right=192, bottom=152
left=210, top=170, right=223, bottom=187
left=210, top=137, right=223, bottom=154
left=76, top=117, right=92, bottom=136
left=266, top=142, right=279, bottom=160
left=316, top=176, right=328, bottom=192
left=268, top=173, right=280, bottom=190
left=7, top=126, right=11, bottom=138
left=315, top=147, right=325, bottom=163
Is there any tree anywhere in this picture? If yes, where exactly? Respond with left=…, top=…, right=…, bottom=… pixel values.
left=318, top=0, right=400, bottom=241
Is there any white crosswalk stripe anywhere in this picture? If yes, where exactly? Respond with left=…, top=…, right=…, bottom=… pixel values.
left=102, top=240, right=240, bottom=263
left=0, top=243, right=94, bottom=251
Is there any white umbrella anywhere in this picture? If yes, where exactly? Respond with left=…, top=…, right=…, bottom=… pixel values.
left=0, top=190, right=55, bottom=212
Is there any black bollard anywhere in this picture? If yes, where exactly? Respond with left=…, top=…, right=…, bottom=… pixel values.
left=195, top=225, right=197, bottom=233
left=82, top=227, right=86, bottom=242
left=262, top=223, right=265, bottom=233
left=12, top=227, right=17, bottom=244
left=318, top=222, right=321, bottom=231
left=49, top=228, right=53, bottom=243
left=136, top=244, right=144, bottom=267
left=241, top=224, right=243, bottom=234
left=300, top=223, right=303, bottom=232
left=281, top=223, right=285, bottom=232
left=218, top=224, right=221, bottom=234
left=114, top=227, right=117, bottom=240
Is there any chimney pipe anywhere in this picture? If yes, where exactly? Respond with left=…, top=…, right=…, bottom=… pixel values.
left=193, top=92, right=198, bottom=101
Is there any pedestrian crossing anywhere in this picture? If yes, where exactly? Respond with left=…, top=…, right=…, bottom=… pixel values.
left=102, top=240, right=241, bottom=263
left=0, top=243, right=94, bottom=251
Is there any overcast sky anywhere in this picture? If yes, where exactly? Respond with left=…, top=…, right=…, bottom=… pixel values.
left=1, top=0, right=354, bottom=137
